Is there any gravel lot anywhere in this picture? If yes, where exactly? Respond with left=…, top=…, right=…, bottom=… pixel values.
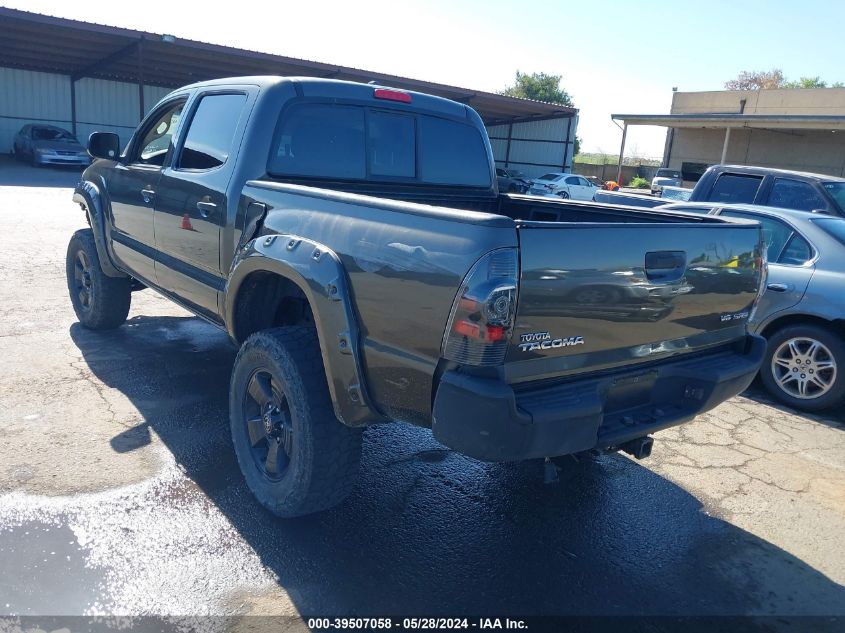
left=0, top=159, right=843, bottom=629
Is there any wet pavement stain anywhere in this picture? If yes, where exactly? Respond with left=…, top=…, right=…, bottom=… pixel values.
left=0, top=521, right=104, bottom=615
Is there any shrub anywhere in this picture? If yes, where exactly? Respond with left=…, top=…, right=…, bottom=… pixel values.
left=628, top=176, right=650, bottom=189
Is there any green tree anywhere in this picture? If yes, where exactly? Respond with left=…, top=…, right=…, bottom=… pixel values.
left=501, top=71, right=574, bottom=107
left=501, top=71, right=579, bottom=154
left=783, top=76, right=828, bottom=89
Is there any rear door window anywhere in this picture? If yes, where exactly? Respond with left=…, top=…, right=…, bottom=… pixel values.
left=709, top=174, right=763, bottom=203
left=178, top=93, right=247, bottom=170
left=779, top=234, right=813, bottom=265
left=720, top=210, right=807, bottom=264
left=768, top=178, right=827, bottom=212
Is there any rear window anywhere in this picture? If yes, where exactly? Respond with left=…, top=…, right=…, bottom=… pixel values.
left=268, top=103, right=490, bottom=187
left=538, top=173, right=561, bottom=181
left=656, top=169, right=681, bottom=178
left=709, top=174, right=763, bottom=203
left=418, top=115, right=490, bottom=186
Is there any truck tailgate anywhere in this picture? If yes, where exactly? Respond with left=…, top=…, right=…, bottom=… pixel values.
left=507, top=221, right=763, bottom=384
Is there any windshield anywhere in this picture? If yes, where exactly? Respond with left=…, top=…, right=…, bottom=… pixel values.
left=32, top=127, right=76, bottom=142
left=813, top=217, right=845, bottom=246
left=823, top=182, right=845, bottom=212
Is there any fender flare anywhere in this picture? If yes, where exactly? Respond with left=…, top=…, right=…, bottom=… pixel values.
left=225, top=234, right=387, bottom=428
left=72, top=180, right=127, bottom=278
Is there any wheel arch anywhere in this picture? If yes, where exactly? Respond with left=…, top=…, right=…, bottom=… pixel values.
left=72, top=180, right=127, bottom=278
left=759, top=312, right=845, bottom=340
left=225, top=235, right=386, bottom=428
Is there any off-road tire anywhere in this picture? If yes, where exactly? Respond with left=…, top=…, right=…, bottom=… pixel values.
left=229, top=327, right=363, bottom=517
left=66, top=229, right=131, bottom=330
left=760, top=323, right=845, bottom=412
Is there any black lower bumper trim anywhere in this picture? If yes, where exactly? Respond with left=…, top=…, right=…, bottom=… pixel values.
left=431, top=335, right=765, bottom=462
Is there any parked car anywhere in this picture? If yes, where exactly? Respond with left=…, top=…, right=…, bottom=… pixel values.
left=690, top=164, right=845, bottom=216
left=651, top=168, right=682, bottom=194
left=12, top=124, right=91, bottom=167
left=529, top=172, right=568, bottom=195
left=529, top=172, right=598, bottom=200
left=496, top=167, right=531, bottom=193
left=660, top=185, right=692, bottom=201
left=69, top=76, right=764, bottom=516
left=659, top=201, right=845, bottom=411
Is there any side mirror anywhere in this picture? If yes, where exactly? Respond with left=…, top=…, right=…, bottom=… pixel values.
left=88, top=132, right=120, bottom=160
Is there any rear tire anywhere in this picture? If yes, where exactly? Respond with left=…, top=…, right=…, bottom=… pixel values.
left=66, top=229, right=131, bottom=330
left=558, top=191, right=570, bottom=199
left=760, top=324, right=845, bottom=412
left=229, top=327, right=363, bottom=517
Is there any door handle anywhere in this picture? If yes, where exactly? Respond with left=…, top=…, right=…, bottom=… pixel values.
left=141, top=188, right=156, bottom=204
left=766, top=283, right=791, bottom=292
left=196, top=201, right=217, bottom=218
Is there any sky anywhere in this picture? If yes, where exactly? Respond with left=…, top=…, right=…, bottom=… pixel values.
left=5, top=0, right=845, bottom=158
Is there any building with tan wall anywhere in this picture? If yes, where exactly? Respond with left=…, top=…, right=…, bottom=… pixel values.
left=613, top=88, right=845, bottom=184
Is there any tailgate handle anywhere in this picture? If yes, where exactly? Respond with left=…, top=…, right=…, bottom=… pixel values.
left=645, top=250, right=686, bottom=282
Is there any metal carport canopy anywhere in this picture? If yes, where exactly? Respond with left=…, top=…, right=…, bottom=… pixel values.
left=0, top=7, right=575, bottom=126
left=610, top=112, right=845, bottom=131
left=608, top=112, right=845, bottom=173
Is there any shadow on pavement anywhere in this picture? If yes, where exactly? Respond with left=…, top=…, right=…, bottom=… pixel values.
left=741, top=383, right=845, bottom=431
left=0, top=155, right=85, bottom=188
left=69, top=315, right=845, bottom=618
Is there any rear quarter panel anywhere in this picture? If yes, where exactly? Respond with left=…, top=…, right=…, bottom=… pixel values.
left=241, top=182, right=517, bottom=425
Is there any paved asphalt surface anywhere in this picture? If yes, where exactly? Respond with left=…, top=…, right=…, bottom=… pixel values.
left=0, top=158, right=844, bottom=631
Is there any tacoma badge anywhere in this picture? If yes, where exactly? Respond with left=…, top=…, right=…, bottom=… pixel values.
left=518, top=332, right=584, bottom=352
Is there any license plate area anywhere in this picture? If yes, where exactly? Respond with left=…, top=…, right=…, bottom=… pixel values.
left=605, top=369, right=658, bottom=413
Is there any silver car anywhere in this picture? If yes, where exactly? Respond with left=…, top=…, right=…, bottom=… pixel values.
left=660, top=202, right=845, bottom=412
left=12, top=124, right=91, bottom=167
left=651, top=168, right=682, bottom=194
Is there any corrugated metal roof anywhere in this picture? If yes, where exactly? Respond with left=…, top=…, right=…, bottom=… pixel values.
left=0, top=7, right=576, bottom=125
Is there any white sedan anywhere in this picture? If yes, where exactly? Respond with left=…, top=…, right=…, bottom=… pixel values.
left=528, top=173, right=598, bottom=200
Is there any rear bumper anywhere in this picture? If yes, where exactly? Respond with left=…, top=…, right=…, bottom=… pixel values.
left=432, top=334, right=765, bottom=462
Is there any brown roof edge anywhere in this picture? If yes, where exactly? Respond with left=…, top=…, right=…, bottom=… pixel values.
left=0, top=7, right=577, bottom=121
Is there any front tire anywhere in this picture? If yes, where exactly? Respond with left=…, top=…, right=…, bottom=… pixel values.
left=66, top=229, right=131, bottom=330
left=760, top=324, right=845, bottom=412
left=229, top=327, right=363, bottom=517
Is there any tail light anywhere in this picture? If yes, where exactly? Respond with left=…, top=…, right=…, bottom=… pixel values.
left=442, top=249, right=518, bottom=366
left=749, top=244, right=769, bottom=323
left=374, top=88, right=412, bottom=103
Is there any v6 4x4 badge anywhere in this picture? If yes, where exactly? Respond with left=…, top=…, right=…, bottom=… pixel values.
left=518, top=331, right=584, bottom=352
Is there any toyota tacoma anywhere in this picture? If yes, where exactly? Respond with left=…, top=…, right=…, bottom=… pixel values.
left=68, top=76, right=766, bottom=516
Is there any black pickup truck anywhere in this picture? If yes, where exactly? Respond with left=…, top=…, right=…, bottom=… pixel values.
left=68, top=76, right=766, bottom=516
